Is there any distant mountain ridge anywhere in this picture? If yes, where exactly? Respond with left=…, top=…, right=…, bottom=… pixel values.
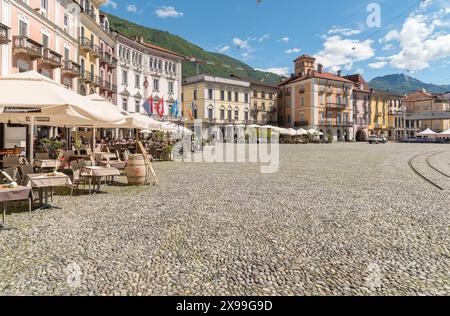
left=105, top=13, right=282, bottom=84
left=369, top=74, right=450, bottom=94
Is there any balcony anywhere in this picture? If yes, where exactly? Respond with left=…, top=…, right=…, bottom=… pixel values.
left=84, top=7, right=97, bottom=22
left=100, top=80, right=117, bottom=93
left=40, top=48, right=63, bottom=69
left=80, top=37, right=93, bottom=52
left=319, top=120, right=354, bottom=127
left=80, top=70, right=92, bottom=83
left=92, top=75, right=101, bottom=87
left=110, top=56, right=118, bottom=69
left=62, top=60, right=81, bottom=77
left=13, top=36, right=43, bottom=60
left=91, top=44, right=102, bottom=58
left=0, top=23, right=10, bottom=45
left=100, top=51, right=111, bottom=64
left=327, top=102, right=347, bottom=110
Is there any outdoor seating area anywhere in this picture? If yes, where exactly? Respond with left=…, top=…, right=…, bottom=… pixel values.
left=0, top=71, right=186, bottom=227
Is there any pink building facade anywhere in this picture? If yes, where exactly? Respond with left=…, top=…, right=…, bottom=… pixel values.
left=345, top=74, right=371, bottom=142
left=0, top=0, right=80, bottom=89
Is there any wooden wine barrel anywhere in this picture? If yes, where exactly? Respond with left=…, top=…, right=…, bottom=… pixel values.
left=126, top=154, right=148, bottom=185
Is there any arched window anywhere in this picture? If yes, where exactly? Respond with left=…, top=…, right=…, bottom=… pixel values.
left=193, top=106, right=198, bottom=119
left=220, top=107, right=225, bottom=120
left=244, top=108, right=249, bottom=121
left=208, top=105, right=214, bottom=119
left=227, top=107, right=232, bottom=120
left=234, top=107, right=239, bottom=120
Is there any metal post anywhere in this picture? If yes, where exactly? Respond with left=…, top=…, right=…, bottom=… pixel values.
left=28, top=122, right=34, bottom=165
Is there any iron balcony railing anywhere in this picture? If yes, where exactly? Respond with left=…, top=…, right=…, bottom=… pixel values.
left=62, top=60, right=81, bottom=77
left=80, top=37, right=93, bottom=51
left=80, top=70, right=92, bottom=82
left=41, top=48, right=63, bottom=68
left=13, top=35, right=43, bottom=60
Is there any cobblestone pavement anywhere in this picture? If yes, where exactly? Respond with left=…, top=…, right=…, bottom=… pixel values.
left=0, top=143, right=449, bottom=296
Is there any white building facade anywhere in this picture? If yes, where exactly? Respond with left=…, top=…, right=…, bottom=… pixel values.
left=114, top=32, right=183, bottom=118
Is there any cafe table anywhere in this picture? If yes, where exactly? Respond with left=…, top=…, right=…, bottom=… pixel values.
left=94, top=152, right=117, bottom=161
left=33, top=159, right=59, bottom=173
left=26, top=173, right=72, bottom=209
left=0, top=185, right=33, bottom=231
left=80, top=166, right=120, bottom=194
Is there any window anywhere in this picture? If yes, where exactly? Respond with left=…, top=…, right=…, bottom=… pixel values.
left=244, top=93, right=249, bottom=103
left=193, top=89, right=198, bottom=101
left=193, top=106, right=198, bottom=119
left=244, top=110, right=249, bottom=121
left=301, top=96, right=305, bottom=107
left=228, top=108, right=232, bottom=119
left=42, top=33, right=49, bottom=48
left=122, top=70, right=128, bottom=85
left=253, top=90, right=257, bottom=98
left=208, top=89, right=213, bottom=99
left=228, top=91, right=232, bottom=101
left=235, top=108, right=239, bottom=120
left=220, top=108, right=225, bottom=120
left=19, top=20, right=28, bottom=36
left=90, top=64, right=94, bottom=80
left=169, top=82, right=174, bottom=94
left=220, top=90, right=225, bottom=101
left=153, top=79, right=159, bottom=91
left=122, top=98, right=128, bottom=111
left=235, top=92, right=239, bottom=102
left=208, top=107, right=213, bottom=119
left=262, top=91, right=266, bottom=99
left=64, top=14, right=69, bottom=29
left=135, top=100, right=140, bottom=113
left=262, top=102, right=266, bottom=112
left=135, top=74, right=140, bottom=88
left=269, top=92, right=273, bottom=100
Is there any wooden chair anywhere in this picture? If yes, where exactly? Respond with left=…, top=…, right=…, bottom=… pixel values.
left=3, top=156, right=20, bottom=168
left=1, top=167, right=18, bottom=183
left=18, top=164, right=34, bottom=186
left=70, top=160, right=91, bottom=196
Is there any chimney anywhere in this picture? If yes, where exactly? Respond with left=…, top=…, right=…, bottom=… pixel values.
left=337, top=70, right=342, bottom=77
left=317, top=63, right=323, bottom=73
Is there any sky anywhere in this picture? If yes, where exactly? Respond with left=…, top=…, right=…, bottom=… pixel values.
left=101, top=0, right=450, bottom=84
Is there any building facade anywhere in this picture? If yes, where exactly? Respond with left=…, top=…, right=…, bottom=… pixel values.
left=114, top=32, right=183, bottom=117
left=0, top=0, right=81, bottom=146
left=278, top=55, right=354, bottom=142
left=181, top=74, right=251, bottom=133
left=231, top=75, right=278, bottom=125
left=403, top=89, right=450, bottom=134
left=387, top=93, right=406, bottom=141
left=346, top=74, right=370, bottom=142
left=368, top=90, right=389, bottom=137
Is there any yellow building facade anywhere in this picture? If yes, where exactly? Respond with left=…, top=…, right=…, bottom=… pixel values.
left=368, top=91, right=389, bottom=136
left=182, top=75, right=251, bottom=127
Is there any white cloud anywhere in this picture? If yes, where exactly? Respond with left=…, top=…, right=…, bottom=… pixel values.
left=233, top=38, right=251, bottom=50
left=328, top=27, right=362, bottom=37
left=104, top=0, right=117, bottom=9
left=314, top=35, right=375, bottom=71
left=217, top=45, right=230, bottom=54
left=368, top=62, right=387, bottom=69
left=381, top=11, right=450, bottom=71
left=155, top=6, right=184, bottom=18
left=126, top=4, right=138, bottom=13
left=279, top=37, right=290, bottom=43
left=285, top=48, right=301, bottom=54
left=256, top=67, right=290, bottom=77
left=254, top=34, right=270, bottom=43
left=382, top=44, right=395, bottom=51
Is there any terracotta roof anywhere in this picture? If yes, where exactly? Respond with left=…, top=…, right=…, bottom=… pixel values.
left=294, top=54, right=316, bottom=62
left=279, top=70, right=353, bottom=86
left=141, top=42, right=185, bottom=59
left=344, top=74, right=371, bottom=92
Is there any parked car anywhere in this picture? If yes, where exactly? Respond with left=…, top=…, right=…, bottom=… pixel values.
left=368, top=135, right=388, bottom=144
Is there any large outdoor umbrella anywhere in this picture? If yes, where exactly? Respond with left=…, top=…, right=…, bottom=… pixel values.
left=439, top=128, right=450, bottom=136
left=417, top=128, right=437, bottom=137
left=296, top=128, right=308, bottom=136
left=0, top=72, right=127, bottom=162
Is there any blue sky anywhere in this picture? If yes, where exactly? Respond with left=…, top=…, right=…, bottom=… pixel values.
left=102, top=0, right=450, bottom=84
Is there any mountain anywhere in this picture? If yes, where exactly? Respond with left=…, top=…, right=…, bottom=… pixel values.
left=369, top=74, right=450, bottom=94
left=105, top=13, right=282, bottom=84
